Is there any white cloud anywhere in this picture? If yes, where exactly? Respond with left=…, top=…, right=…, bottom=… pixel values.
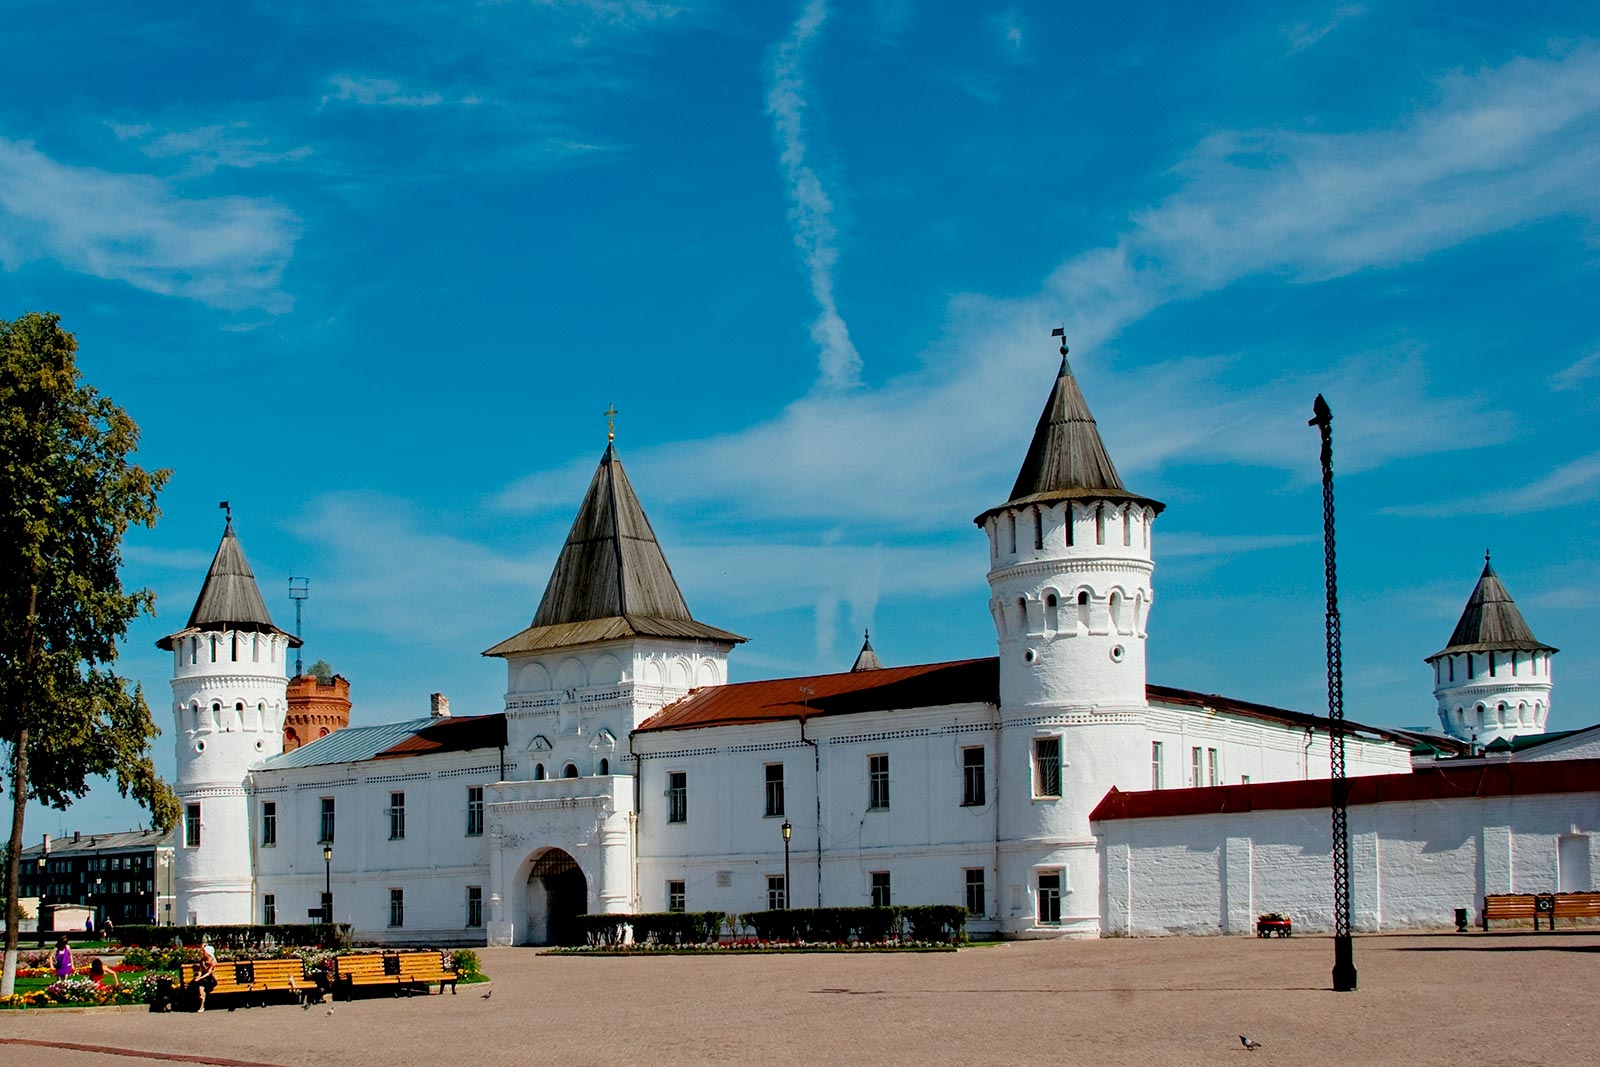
left=766, top=0, right=863, bottom=392
left=0, top=137, right=300, bottom=312
left=1383, top=451, right=1600, bottom=518
left=1284, top=4, right=1366, bottom=53
left=324, top=74, right=446, bottom=109
left=1549, top=351, right=1600, bottom=392
left=111, top=121, right=313, bottom=176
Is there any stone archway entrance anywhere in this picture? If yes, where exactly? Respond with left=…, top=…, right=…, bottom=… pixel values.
left=526, top=848, right=588, bottom=946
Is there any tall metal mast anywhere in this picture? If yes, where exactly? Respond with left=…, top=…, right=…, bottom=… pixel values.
left=1310, top=395, right=1356, bottom=992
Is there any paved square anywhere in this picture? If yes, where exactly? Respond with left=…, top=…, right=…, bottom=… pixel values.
left=2, top=933, right=1594, bottom=1066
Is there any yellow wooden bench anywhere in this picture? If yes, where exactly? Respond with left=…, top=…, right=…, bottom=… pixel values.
left=178, top=958, right=309, bottom=1007
left=331, top=952, right=458, bottom=999
left=393, top=950, right=458, bottom=995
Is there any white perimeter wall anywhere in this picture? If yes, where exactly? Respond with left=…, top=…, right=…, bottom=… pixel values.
left=1097, top=788, right=1600, bottom=936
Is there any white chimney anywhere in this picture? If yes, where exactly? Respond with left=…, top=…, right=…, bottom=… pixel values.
left=430, top=693, right=451, bottom=719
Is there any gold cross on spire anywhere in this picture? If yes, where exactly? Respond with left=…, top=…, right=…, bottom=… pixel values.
left=604, top=403, right=619, bottom=443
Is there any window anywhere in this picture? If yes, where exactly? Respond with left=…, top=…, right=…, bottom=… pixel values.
left=466, top=886, right=483, bottom=927
left=599, top=758, right=609, bottom=775
left=768, top=875, right=787, bottom=911
left=319, top=797, right=336, bottom=843
left=1150, top=742, right=1164, bottom=790
left=263, top=894, right=276, bottom=925
left=261, top=802, right=277, bottom=846
left=1123, top=508, right=1132, bottom=546
left=534, top=764, right=546, bottom=781
left=388, top=792, right=406, bottom=840
left=563, top=763, right=579, bottom=779
left=764, top=763, right=785, bottom=818
left=184, top=804, right=201, bottom=848
left=667, top=772, right=688, bottom=823
left=962, top=746, right=986, bottom=806
left=965, top=868, right=986, bottom=916
left=1241, top=775, right=1251, bottom=785
left=1034, top=737, right=1061, bottom=798
left=868, top=754, right=890, bottom=811
left=870, top=870, right=892, bottom=908
left=388, top=888, right=404, bottom=927
left=466, top=787, right=484, bottom=836
left=1191, top=747, right=1203, bottom=788
left=1038, top=871, right=1062, bottom=924
left=1033, top=507, right=1043, bottom=550
left=667, top=880, right=686, bottom=913
left=1206, top=748, right=1219, bottom=787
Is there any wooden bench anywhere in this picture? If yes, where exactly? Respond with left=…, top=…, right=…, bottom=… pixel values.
left=331, top=952, right=458, bottom=999
left=1482, top=894, right=1538, bottom=930
left=1552, top=892, right=1600, bottom=926
left=178, top=958, right=309, bottom=1008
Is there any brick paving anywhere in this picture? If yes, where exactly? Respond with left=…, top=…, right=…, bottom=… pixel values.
left=2, top=932, right=1595, bottom=1066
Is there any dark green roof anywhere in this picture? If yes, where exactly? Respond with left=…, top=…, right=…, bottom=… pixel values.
left=158, top=518, right=298, bottom=650
left=1427, top=559, right=1556, bottom=661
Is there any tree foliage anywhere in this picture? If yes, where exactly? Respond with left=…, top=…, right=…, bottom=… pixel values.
left=1, top=312, right=177, bottom=990
left=308, top=659, right=334, bottom=684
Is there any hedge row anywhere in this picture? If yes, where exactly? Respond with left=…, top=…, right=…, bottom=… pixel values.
left=576, top=905, right=966, bottom=947
left=577, top=911, right=725, bottom=947
left=111, top=923, right=353, bottom=949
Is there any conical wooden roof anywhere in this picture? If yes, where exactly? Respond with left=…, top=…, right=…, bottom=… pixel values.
left=157, top=518, right=298, bottom=650
left=484, top=445, right=744, bottom=657
left=976, top=355, right=1162, bottom=525
left=850, top=630, right=884, bottom=672
left=1427, top=558, right=1557, bottom=661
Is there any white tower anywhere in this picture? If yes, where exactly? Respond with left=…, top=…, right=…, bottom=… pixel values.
left=1426, top=555, right=1556, bottom=748
left=159, top=509, right=299, bottom=925
left=977, top=338, right=1163, bottom=937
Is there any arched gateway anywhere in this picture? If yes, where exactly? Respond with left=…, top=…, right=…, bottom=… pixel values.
left=526, top=848, right=588, bottom=946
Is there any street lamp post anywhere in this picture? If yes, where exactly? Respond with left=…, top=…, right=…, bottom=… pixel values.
left=323, top=844, right=333, bottom=926
left=94, top=876, right=103, bottom=935
left=780, top=820, right=792, bottom=909
left=35, top=853, right=47, bottom=947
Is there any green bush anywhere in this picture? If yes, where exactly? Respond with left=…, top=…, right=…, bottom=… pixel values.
left=903, top=905, right=968, bottom=944
left=451, top=949, right=481, bottom=977
left=576, top=912, right=725, bottom=947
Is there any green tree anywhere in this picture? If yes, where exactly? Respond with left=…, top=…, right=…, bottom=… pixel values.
left=308, top=659, right=334, bottom=684
left=0, top=312, right=178, bottom=996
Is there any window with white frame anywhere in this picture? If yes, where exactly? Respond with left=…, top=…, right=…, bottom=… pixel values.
left=667, top=772, right=688, bottom=823
left=466, top=786, right=485, bottom=836
left=1190, top=746, right=1202, bottom=788
left=964, top=868, right=986, bottom=916
left=768, top=875, right=787, bottom=911
left=870, top=870, right=892, bottom=908
left=867, top=754, right=890, bottom=811
left=1034, top=737, right=1062, bottom=798
left=261, top=801, right=276, bottom=846
left=667, top=880, right=686, bottom=913
left=263, top=894, right=276, bottom=925
left=467, top=885, right=483, bottom=927
left=388, top=792, right=406, bottom=840
left=388, top=887, right=404, bottom=927
left=1206, top=748, right=1219, bottom=787
left=765, top=763, right=785, bottom=818
left=184, top=804, right=201, bottom=848
left=962, top=747, right=986, bottom=806
left=1037, top=871, right=1062, bottom=924
left=319, top=797, right=336, bottom=843
left=1150, top=742, right=1164, bottom=790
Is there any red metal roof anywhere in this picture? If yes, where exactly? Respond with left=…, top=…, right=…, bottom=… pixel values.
left=373, top=713, right=507, bottom=760
left=1089, top=757, right=1600, bottom=823
left=636, top=658, right=1000, bottom=733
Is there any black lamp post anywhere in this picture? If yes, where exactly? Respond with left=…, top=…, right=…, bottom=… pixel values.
left=94, top=876, right=103, bottom=934
left=322, top=844, right=334, bottom=925
left=780, top=820, right=792, bottom=909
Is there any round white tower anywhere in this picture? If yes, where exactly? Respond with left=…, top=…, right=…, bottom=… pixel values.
left=1426, top=554, right=1556, bottom=748
left=977, top=337, right=1163, bottom=937
left=158, top=510, right=299, bottom=925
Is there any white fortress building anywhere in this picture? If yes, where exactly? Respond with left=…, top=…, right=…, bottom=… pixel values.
left=166, top=345, right=1594, bottom=942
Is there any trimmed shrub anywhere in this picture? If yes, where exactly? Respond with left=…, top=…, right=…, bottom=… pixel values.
left=113, top=923, right=352, bottom=951
left=903, top=905, right=967, bottom=944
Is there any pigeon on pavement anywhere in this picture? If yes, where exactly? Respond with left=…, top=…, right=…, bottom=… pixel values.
left=1240, top=1035, right=1262, bottom=1051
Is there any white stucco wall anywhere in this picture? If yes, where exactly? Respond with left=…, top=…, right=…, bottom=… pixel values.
left=1096, top=778, right=1600, bottom=936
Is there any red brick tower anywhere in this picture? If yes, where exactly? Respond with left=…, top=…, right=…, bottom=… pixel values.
left=283, top=674, right=351, bottom=751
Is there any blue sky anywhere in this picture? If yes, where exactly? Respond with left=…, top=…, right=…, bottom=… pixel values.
left=5, top=1, right=1597, bottom=836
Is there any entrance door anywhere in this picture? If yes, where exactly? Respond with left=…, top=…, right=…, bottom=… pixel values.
left=527, top=849, right=588, bottom=946
left=1559, top=835, right=1591, bottom=893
